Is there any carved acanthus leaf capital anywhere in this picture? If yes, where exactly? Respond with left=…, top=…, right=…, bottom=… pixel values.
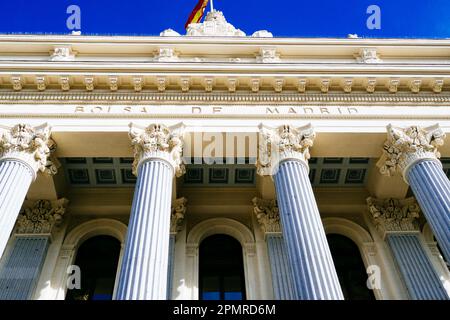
left=16, top=198, right=68, bottom=235
left=171, top=197, right=187, bottom=234
left=129, top=123, right=185, bottom=177
left=0, top=123, right=59, bottom=178
left=378, top=124, right=445, bottom=178
left=252, top=197, right=281, bottom=234
left=257, top=123, right=315, bottom=176
left=367, top=197, right=421, bottom=237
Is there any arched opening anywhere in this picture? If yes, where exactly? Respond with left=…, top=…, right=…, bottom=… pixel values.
left=199, top=234, right=246, bottom=300
left=327, top=234, right=375, bottom=300
left=65, top=235, right=121, bottom=300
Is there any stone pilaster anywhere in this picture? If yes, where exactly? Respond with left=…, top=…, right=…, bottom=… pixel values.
left=116, top=123, right=185, bottom=300
left=367, top=197, right=448, bottom=300
left=167, top=197, right=187, bottom=299
left=0, top=198, right=68, bottom=300
left=0, top=123, right=57, bottom=260
left=257, top=124, right=343, bottom=300
left=378, top=124, right=450, bottom=263
left=252, top=197, right=295, bottom=300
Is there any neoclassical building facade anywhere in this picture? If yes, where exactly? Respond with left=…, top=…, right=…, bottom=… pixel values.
left=0, top=11, right=449, bottom=300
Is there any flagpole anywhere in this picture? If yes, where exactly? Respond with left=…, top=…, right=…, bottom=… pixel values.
left=210, top=0, right=214, bottom=12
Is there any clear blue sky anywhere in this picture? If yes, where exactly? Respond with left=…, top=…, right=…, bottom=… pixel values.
left=1, top=0, right=449, bottom=38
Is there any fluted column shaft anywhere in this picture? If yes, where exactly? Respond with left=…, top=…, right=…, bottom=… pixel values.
left=406, top=160, right=450, bottom=263
left=274, top=160, right=344, bottom=300
left=266, top=234, right=296, bottom=299
left=0, top=160, right=34, bottom=259
left=0, top=237, right=49, bottom=299
left=386, top=233, right=448, bottom=299
left=116, top=159, right=173, bottom=300
left=167, top=234, right=176, bottom=300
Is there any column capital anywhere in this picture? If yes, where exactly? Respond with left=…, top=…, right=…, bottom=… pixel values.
left=252, top=197, right=281, bottom=234
left=129, top=122, right=185, bottom=177
left=378, top=124, right=445, bottom=179
left=367, top=196, right=421, bottom=238
left=16, top=198, right=68, bottom=236
left=170, top=197, right=187, bottom=235
left=257, top=123, right=315, bottom=176
left=0, top=123, right=59, bottom=180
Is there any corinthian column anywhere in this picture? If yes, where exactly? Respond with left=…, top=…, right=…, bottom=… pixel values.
left=0, top=198, right=68, bottom=300
left=367, top=197, right=448, bottom=300
left=253, top=197, right=295, bottom=300
left=257, top=124, right=343, bottom=300
left=167, top=197, right=187, bottom=299
left=116, top=123, right=185, bottom=300
left=378, top=124, right=450, bottom=263
left=0, top=123, right=56, bottom=260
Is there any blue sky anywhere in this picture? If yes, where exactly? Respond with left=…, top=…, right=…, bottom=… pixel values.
left=0, top=0, right=449, bottom=38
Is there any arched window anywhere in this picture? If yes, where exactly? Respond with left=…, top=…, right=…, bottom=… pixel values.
left=65, top=235, right=121, bottom=300
left=199, top=234, right=246, bottom=300
left=327, top=234, right=375, bottom=300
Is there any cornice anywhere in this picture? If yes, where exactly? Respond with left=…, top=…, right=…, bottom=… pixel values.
left=1, top=34, right=450, bottom=46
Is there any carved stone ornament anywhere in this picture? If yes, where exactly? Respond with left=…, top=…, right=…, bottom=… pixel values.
left=170, top=197, right=187, bottom=234
left=356, top=48, right=382, bottom=63
left=367, top=197, right=421, bottom=237
left=257, top=123, right=315, bottom=176
left=256, top=47, right=280, bottom=63
left=129, top=123, right=185, bottom=177
left=154, top=47, right=179, bottom=62
left=0, top=123, right=58, bottom=178
left=378, top=124, right=446, bottom=179
left=11, top=76, right=22, bottom=91
left=16, top=198, right=68, bottom=235
left=50, top=46, right=76, bottom=61
left=186, top=10, right=246, bottom=37
left=252, top=197, right=281, bottom=234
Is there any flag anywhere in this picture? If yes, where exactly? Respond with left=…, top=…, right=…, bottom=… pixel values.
left=185, top=0, right=209, bottom=29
